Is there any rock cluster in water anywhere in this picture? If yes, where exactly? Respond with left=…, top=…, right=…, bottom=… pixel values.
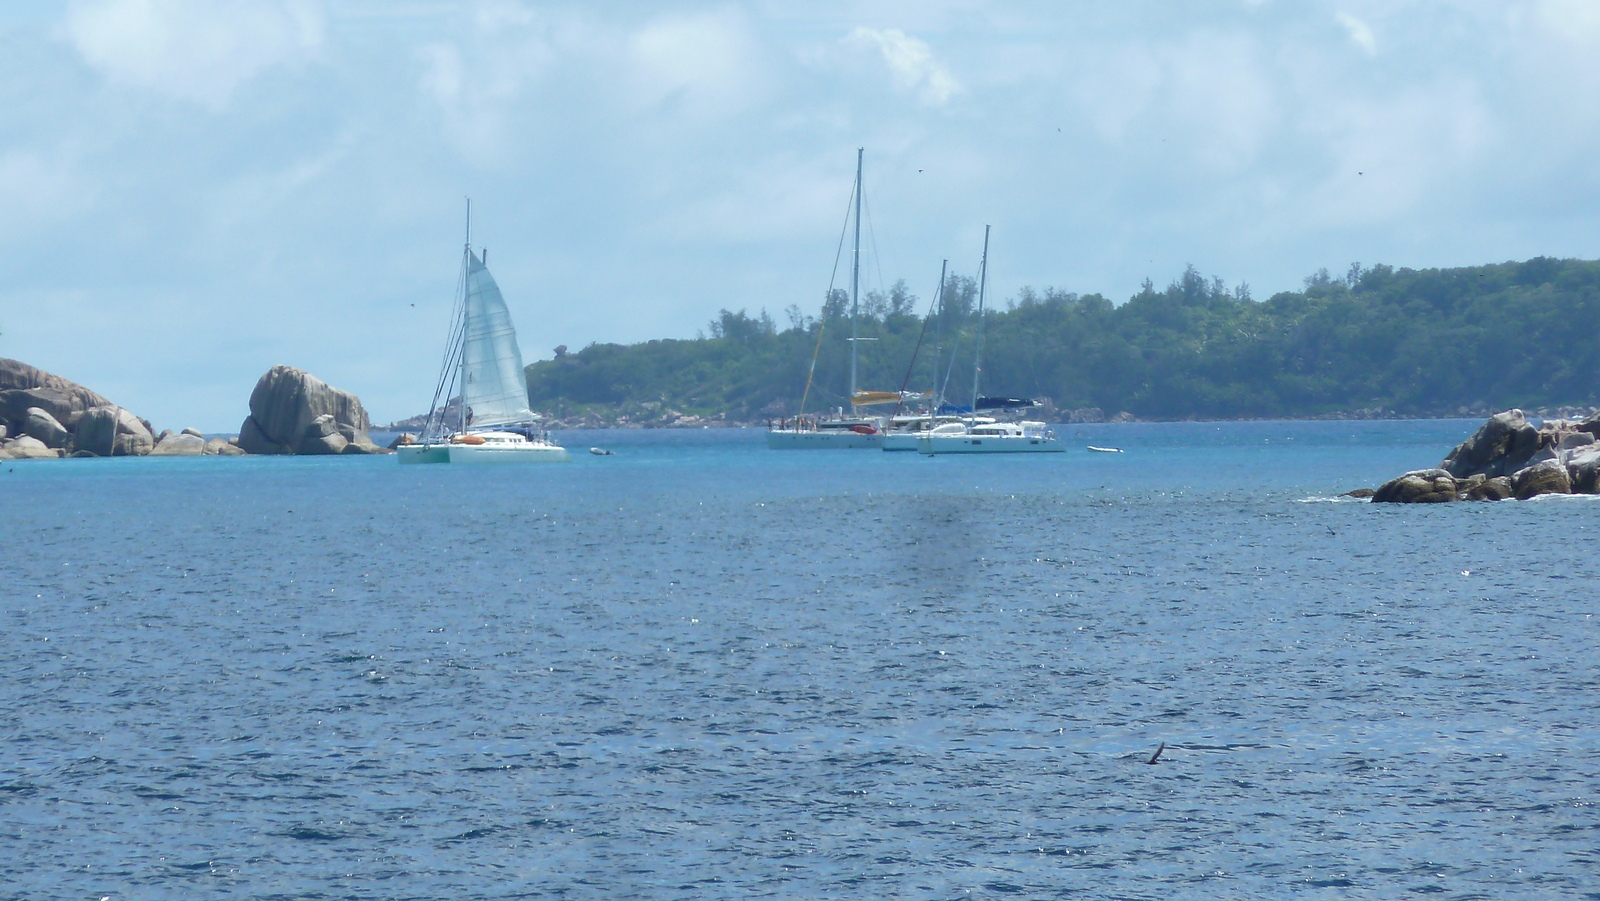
left=0, top=358, right=387, bottom=459
left=237, top=365, right=386, bottom=455
left=0, top=358, right=235, bottom=459
left=1370, top=409, right=1600, bottom=502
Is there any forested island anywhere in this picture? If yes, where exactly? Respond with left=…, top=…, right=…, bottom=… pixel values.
left=521, top=257, right=1600, bottom=426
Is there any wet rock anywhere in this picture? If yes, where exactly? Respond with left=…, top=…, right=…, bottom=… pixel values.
left=1512, top=459, right=1571, bottom=499
left=1567, top=446, right=1600, bottom=493
left=1342, top=488, right=1376, bottom=499
left=1372, top=469, right=1460, bottom=503
left=1465, top=476, right=1514, bottom=501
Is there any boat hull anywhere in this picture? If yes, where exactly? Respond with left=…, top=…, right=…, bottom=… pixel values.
left=396, top=444, right=450, bottom=464
left=766, top=430, right=884, bottom=449
left=881, top=433, right=922, bottom=452
left=918, top=435, right=1065, bottom=455
left=397, top=442, right=570, bottom=463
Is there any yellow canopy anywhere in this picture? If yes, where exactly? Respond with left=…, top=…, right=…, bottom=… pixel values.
left=852, top=390, right=932, bottom=406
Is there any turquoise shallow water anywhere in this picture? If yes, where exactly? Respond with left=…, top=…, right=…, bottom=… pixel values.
left=2, top=421, right=1598, bottom=900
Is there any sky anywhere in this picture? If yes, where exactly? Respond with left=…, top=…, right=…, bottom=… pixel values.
left=1, top=0, right=1598, bottom=431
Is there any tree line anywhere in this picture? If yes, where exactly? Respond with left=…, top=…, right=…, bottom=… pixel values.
left=524, top=256, right=1600, bottom=421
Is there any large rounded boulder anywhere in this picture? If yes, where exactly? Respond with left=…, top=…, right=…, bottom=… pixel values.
left=1512, top=459, right=1571, bottom=499
left=75, top=406, right=156, bottom=457
left=22, top=407, right=70, bottom=448
left=237, top=365, right=386, bottom=455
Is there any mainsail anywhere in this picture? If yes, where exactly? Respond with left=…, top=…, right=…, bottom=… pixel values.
left=460, top=250, right=536, bottom=428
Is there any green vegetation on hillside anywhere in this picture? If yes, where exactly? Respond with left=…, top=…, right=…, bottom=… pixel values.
left=525, top=257, right=1600, bottom=422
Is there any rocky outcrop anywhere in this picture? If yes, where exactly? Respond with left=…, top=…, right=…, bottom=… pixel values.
left=1371, top=409, right=1600, bottom=502
left=0, top=359, right=113, bottom=413
left=1372, top=469, right=1461, bottom=503
left=0, top=358, right=159, bottom=459
left=205, top=437, right=247, bottom=456
left=237, top=365, right=387, bottom=455
left=1440, top=409, right=1541, bottom=478
left=1512, top=459, right=1570, bottom=499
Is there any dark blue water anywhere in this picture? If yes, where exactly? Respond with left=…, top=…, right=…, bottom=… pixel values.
left=4, top=421, right=1597, bottom=900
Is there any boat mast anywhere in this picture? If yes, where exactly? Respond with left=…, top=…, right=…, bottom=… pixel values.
left=460, top=198, right=472, bottom=435
left=970, top=224, right=990, bottom=411
left=932, top=258, right=947, bottom=412
left=849, top=147, right=862, bottom=409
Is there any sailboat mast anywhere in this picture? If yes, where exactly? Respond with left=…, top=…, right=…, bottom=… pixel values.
left=849, top=147, right=862, bottom=407
left=933, top=258, right=947, bottom=410
left=460, top=198, right=472, bottom=435
left=970, top=224, right=990, bottom=411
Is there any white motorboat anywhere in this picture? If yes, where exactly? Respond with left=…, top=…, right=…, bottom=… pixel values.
left=398, top=203, right=569, bottom=464
left=917, top=419, right=1063, bottom=454
left=881, top=413, right=979, bottom=451
left=916, top=226, right=1064, bottom=456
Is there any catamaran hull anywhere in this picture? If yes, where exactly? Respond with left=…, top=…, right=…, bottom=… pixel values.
left=881, top=433, right=923, bottom=452
left=397, top=443, right=571, bottom=463
left=766, top=430, right=884, bottom=449
left=917, top=435, right=1065, bottom=455
left=396, top=444, right=449, bottom=464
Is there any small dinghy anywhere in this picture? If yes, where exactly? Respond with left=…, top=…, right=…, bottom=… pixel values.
left=589, top=447, right=614, bottom=456
left=1087, top=446, right=1123, bottom=453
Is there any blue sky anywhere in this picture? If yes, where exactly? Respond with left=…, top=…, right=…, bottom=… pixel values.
left=2, top=1, right=1598, bottom=430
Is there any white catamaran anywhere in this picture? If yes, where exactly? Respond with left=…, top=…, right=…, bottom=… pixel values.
left=768, top=148, right=904, bottom=449
left=398, top=204, right=569, bottom=464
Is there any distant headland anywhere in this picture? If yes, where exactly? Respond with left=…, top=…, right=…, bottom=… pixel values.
left=518, top=257, right=1600, bottom=428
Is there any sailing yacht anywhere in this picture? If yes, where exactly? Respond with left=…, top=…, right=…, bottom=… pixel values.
left=917, top=226, right=1063, bottom=455
left=398, top=206, right=569, bottom=464
left=767, top=149, right=898, bottom=450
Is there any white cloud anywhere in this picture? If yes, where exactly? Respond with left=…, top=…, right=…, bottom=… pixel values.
left=0, top=148, right=93, bottom=239
left=1534, top=0, right=1600, bottom=45
left=1072, top=33, right=1275, bottom=172
left=64, top=0, right=324, bottom=110
left=1336, top=11, right=1377, bottom=55
left=845, top=27, right=961, bottom=106
left=416, top=4, right=558, bottom=166
left=627, top=10, right=766, bottom=118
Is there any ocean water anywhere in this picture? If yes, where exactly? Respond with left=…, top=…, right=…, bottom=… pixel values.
left=3, top=420, right=1597, bottom=900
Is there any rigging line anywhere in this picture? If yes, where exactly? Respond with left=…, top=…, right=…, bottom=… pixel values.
left=424, top=247, right=472, bottom=441
left=890, top=259, right=947, bottom=420
left=860, top=185, right=888, bottom=303
left=798, top=172, right=858, bottom=417
left=937, top=282, right=969, bottom=407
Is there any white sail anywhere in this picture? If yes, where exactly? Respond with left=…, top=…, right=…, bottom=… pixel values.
left=461, top=250, right=536, bottom=428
